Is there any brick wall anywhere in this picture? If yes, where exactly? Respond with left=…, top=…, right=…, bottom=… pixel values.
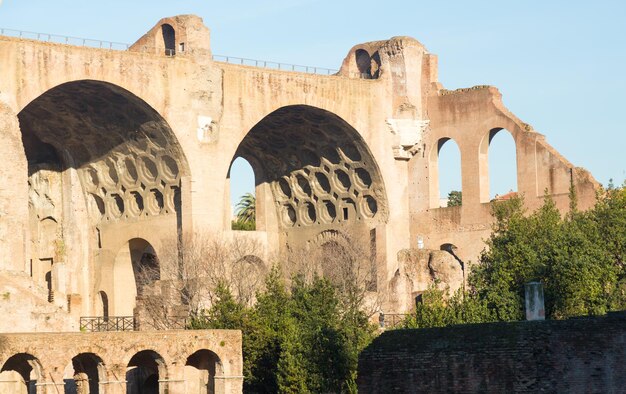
left=357, top=312, right=626, bottom=393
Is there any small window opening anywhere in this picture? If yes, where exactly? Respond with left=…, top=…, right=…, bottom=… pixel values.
left=437, top=138, right=462, bottom=207
left=343, top=207, right=349, bottom=220
left=161, top=24, right=176, bottom=56
left=229, top=157, right=256, bottom=231
left=45, top=270, right=53, bottom=303
left=355, top=49, right=372, bottom=79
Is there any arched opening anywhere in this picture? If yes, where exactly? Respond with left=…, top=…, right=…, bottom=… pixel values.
left=161, top=24, right=176, bottom=56
left=355, top=49, right=372, bottom=78
left=126, top=350, right=165, bottom=394
left=18, top=79, right=188, bottom=317
left=63, top=353, right=105, bottom=394
left=97, top=290, right=109, bottom=319
left=0, top=353, right=42, bottom=394
left=111, top=238, right=159, bottom=316
left=355, top=49, right=380, bottom=79
left=307, top=229, right=377, bottom=292
left=130, top=238, right=160, bottom=295
left=228, top=157, right=256, bottom=231
left=479, top=128, right=518, bottom=202
left=19, top=80, right=187, bottom=223
left=430, top=138, right=462, bottom=208
left=231, top=105, right=387, bottom=232
left=184, top=349, right=223, bottom=394
left=319, top=240, right=349, bottom=280
left=231, top=255, right=266, bottom=305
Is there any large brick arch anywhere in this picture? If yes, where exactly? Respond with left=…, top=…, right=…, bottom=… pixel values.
left=230, top=104, right=389, bottom=230
left=19, top=79, right=191, bottom=230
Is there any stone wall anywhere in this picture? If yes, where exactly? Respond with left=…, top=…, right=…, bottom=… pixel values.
left=357, top=312, right=626, bottom=393
left=0, top=14, right=601, bottom=322
left=0, top=329, right=243, bottom=394
left=0, top=271, right=77, bottom=333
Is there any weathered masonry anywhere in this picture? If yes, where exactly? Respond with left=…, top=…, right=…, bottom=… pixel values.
left=0, top=15, right=598, bottom=330
left=0, top=330, right=243, bottom=393
left=357, top=312, right=626, bottom=393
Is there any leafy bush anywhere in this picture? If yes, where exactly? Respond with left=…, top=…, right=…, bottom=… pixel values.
left=191, top=268, right=376, bottom=393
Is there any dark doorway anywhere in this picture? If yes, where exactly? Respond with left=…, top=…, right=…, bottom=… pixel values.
left=161, top=24, right=175, bottom=56
left=126, top=350, right=164, bottom=394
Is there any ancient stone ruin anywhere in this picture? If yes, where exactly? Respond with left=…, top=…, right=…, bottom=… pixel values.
left=0, top=14, right=599, bottom=392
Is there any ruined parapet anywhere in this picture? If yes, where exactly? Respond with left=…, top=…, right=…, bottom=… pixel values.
left=410, top=82, right=601, bottom=267
left=386, top=248, right=464, bottom=313
left=338, top=36, right=438, bottom=115
left=427, top=84, right=600, bottom=209
left=0, top=270, right=77, bottom=333
left=339, top=37, right=438, bottom=160
left=129, top=14, right=211, bottom=60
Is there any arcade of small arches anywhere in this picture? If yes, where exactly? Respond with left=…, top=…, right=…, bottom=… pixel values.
left=0, top=341, right=229, bottom=394
left=429, top=127, right=518, bottom=208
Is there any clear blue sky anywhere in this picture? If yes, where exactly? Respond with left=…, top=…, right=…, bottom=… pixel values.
left=2, top=1, right=625, bottom=205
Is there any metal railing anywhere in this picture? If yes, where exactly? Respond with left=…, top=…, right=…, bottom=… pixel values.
left=0, top=27, right=338, bottom=75
left=80, top=316, right=135, bottom=332
left=379, top=312, right=411, bottom=329
left=211, top=54, right=337, bottom=75
left=0, top=27, right=130, bottom=50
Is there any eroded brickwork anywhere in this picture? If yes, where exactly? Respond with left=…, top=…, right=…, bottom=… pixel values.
left=0, top=14, right=600, bottom=330
left=357, top=312, right=626, bottom=393
left=0, top=330, right=243, bottom=394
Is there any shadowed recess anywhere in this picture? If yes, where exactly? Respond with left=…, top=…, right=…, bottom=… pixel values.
left=18, top=80, right=189, bottom=223
left=234, top=105, right=388, bottom=228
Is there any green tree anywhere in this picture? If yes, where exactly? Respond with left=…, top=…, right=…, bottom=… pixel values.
left=190, top=266, right=376, bottom=393
left=400, top=285, right=492, bottom=329
left=188, top=280, right=247, bottom=330
left=472, top=191, right=625, bottom=320
left=447, top=190, right=462, bottom=207
left=402, top=186, right=626, bottom=328
left=233, top=192, right=256, bottom=230
left=231, top=219, right=256, bottom=231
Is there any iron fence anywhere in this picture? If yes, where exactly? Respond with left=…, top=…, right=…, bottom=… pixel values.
left=0, top=27, right=338, bottom=75
left=211, top=54, right=338, bottom=75
left=0, top=27, right=130, bottom=50
left=80, top=316, right=135, bottom=332
left=379, top=312, right=411, bottom=329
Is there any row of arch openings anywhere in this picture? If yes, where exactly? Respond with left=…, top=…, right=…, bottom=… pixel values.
left=0, top=349, right=222, bottom=393
left=431, top=128, right=517, bottom=208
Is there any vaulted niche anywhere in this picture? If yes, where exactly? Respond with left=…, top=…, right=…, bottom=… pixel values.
left=355, top=48, right=381, bottom=79
left=233, top=105, right=387, bottom=230
left=161, top=23, right=176, bottom=56
left=19, top=80, right=188, bottom=227
left=18, top=80, right=188, bottom=297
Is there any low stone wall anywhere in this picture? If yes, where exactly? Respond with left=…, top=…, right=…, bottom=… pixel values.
left=0, top=329, right=243, bottom=394
left=357, top=312, right=626, bottom=393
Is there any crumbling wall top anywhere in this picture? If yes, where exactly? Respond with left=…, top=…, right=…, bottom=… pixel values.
left=129, top=14, right=211, bottom=58
left=338, top=36, right=427, bottom=80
